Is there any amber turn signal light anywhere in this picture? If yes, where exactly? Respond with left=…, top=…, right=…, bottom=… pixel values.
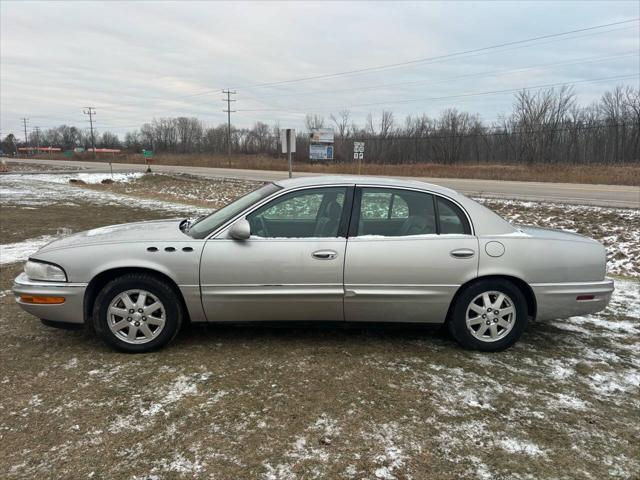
left=19, top=295, right=65, bottom=304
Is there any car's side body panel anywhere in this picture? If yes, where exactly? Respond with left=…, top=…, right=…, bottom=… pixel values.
left=200, top=237, right=347, bottom=321
left=343, top=235, right=479, bottom=323
left=476, top=230, right=612, bottom=320
left=477, top=230, right=607, bottom=284
left=31, top=239, right=208, bottom=323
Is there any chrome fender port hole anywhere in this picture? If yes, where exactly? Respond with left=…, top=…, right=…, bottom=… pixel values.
left=146, top=247, right=158, bottom=252
left=182, top=247, right=193, bottom=252
left=164, top=247, right=176, bottom=252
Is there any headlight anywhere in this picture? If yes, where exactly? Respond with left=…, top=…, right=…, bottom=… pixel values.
left=25, top=261, right=67, bottom=282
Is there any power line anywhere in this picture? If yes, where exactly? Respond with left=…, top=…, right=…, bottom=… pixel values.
left=240, top=51, right=638, bottom=101
left=236, top=73, right=639, bottom=113
left=233, top=19, right=640, bottom=91
left=62, top=19, right=639, bottom=122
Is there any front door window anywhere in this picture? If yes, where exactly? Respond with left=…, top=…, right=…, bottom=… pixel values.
left=247, top=187, right=347, bottom=238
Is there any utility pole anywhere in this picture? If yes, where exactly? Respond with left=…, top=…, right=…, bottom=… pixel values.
left=83, top=107, right=97, bottom=159
left=33, top=127, right=41, bottom=150
left=22, top=118, right=29, bottom=156
left=222, top=90, right=236, bottom=165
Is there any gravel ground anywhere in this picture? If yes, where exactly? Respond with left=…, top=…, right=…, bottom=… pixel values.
left=1, top=171, right=638, bottom=479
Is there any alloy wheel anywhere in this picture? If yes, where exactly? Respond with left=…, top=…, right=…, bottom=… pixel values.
left=107, top=289, right=166, bottom=344
left=465, top=290, right=516, bottom=342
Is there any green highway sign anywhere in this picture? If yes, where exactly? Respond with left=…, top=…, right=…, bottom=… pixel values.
left=142, top=150, right=154, bottom=158
left=63, top=150, right=73, bottom=158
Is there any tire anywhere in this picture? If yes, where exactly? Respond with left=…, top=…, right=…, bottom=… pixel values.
left=448, top=279, right=528, bottom=352
left=92, top=273, right=183, bottom=353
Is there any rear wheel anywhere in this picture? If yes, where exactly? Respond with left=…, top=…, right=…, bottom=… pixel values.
left=448, top=279, right=528, bottom=352
left=92, top=273, right=183, bottom=353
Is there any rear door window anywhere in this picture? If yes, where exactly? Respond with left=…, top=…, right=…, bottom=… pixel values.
left=357, top=188, right=436, bottom=236
left=436, top=197, right=471, bottom=234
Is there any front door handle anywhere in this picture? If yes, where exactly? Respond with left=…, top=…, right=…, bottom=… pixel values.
left=312, top=250, right=338, bottom=260
left=450, top=248, right=475, bottom=259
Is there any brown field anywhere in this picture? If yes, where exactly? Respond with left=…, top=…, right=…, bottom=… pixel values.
left=1, top=171, right=639, bottom=479
left=24, top=152, right=640, bottom=185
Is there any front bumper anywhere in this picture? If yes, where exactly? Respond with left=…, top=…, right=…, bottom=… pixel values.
left=12, top=273, right=87, bottom=324
left=531, top=279, right=614, bottom=321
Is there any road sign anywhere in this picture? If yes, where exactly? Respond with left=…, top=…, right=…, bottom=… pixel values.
left=142, top=150, right=154, bottom=158
left=354, top=141, right=365, bottom=174
left=63, top=150, right=73, bottom=158
left=280, top=129, right=296, bottom=154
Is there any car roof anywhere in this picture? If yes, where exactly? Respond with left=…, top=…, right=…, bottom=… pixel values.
left=274, top=175, right=460, bottom=197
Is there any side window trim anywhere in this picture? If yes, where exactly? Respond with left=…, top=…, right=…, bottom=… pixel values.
left=349, top=186, right=474, bottom=238
left=337, top=186, right=355, bottom=238
left=432, top=194, right=441, bottom=235
left=387, top=194, right=395, bottom=220
left=348, top=187, right=363, bottom=238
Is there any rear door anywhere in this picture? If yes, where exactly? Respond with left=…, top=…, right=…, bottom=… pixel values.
left=344, top=187, right=478, bottom=323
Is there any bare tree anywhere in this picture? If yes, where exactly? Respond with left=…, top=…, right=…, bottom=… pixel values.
left=304, top=114, right=325, bottom=131
left=24, top=83, right=638, bottom=165
left=330, top=110, right=351, bottom=139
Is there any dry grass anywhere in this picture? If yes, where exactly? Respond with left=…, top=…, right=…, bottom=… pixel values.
left=1, top=172, right=639, bottom=479
left=26, top=153, right=640, bottom=185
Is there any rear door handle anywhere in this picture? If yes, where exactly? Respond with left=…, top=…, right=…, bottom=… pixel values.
left=450, top=248, right=475, bottom=259
left=312, top=250, right=338, bottom=260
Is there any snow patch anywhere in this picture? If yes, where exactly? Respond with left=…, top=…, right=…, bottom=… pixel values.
left=498, top=437, right=545, bottom=456
left=0, top=235, right=58, bottom=265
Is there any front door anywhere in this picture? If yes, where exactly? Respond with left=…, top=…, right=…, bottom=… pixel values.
left=200, top=186, right=352, bottom=322
left=344, top=187, right=478, bottom=323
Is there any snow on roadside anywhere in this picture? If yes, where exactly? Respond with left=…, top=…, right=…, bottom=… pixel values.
left=25, top=172, right=144, bottom=185
left=0, top=234, right=59, bottom=265
left=0, top=173, right=210, bottom=215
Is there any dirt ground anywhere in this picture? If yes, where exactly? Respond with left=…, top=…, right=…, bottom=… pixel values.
left=1, top=171, right=639, bottom=479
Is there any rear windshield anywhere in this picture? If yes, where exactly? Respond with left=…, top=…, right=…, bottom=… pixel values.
left=187, top=183, right=281, bottom=238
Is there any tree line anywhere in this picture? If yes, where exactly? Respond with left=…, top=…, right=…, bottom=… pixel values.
left=3, top=84, right=638, bottom=165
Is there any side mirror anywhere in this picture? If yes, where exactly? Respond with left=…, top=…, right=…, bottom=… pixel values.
left=229, top=219, right=250, bottom=240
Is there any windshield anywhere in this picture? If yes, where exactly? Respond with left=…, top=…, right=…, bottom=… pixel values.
left=187, top=183, right=281, bottom=239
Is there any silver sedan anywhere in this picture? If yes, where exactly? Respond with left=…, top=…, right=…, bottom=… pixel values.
left=13, top=176, right=614, bottom=352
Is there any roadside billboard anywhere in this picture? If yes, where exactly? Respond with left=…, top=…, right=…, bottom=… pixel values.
left=309, top=144, right=334, bottom=161
left=309, top=128, right=334, bottom=144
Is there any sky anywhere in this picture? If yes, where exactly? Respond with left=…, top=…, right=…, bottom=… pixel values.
left=1, top=0, right=639, bottom=140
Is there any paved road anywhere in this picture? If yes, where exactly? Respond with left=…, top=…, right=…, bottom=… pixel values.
left=5, top=158, right=639, bottom=208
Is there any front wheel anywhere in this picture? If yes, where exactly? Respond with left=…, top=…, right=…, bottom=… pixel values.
left=448, top=279, right=528, bottom=352
left=92, top=273, right=183, bottom=353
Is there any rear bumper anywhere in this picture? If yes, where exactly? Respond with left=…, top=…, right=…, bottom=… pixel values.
left=531, top=279, right=614, bottom=321
left=12, top=273, right=87, bottom=324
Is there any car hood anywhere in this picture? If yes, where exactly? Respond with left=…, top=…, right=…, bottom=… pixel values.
left=516, top=225, right=598, bottom=243
left=37, top=219, right=189, bottom=252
